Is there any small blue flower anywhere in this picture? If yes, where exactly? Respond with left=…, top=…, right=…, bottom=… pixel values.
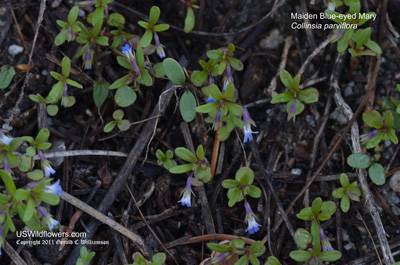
left=2, top=154, right=11, bottom=175
left=206, top=95, right=217, bottom=104
left=222, top=64, right=233, bottom=91
left=38, top=151, right=56, bottom=177
left=84, top=46, right=92, bottom=70
left=360, top=129, right=379, bottom=144
left=38, top=206, right=59, bottom=231
left=244, top=201, right=261, bottom=234
left=327, top=1, right=336, bottom=11
left=332, top=28, right=345, bottom=42
left=0, top=133, right=13, bottom=145
left=211, top=252, right=230, bottom=263
left=44, top=179, right=62, bottom=196
left=319, top=226, right=334, bottom=252
left=122, top=44, right=141, bottom=76
left=154, top=32, right=166, bottom=58
left=243, top=108, right=258, bottom=143
left=178, top=176, right=193, bottom=207
left=213, top=108, right=221, bottom=131
left=287, top=100, right=297, bottom=121
left=61, top=82, right=69, bottom=107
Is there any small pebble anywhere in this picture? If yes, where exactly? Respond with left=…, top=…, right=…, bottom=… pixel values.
left=41, top=69, right=48, bottom=76
left=291, top=168, right=302, bottom=176
left=392, top=193, right=400, bottom=204
left=306, top=115, right=316, bottom=127
left=329, top=108, right=348, bottom=124
left=389, top=172, right=400, bottom=193
left=392, top=205, right=400, bottom=216
left=344, top=86, right=353, bottom=97
left=8, top=44, right=24, bottom=56
left=259, top=29, right=283, bottom=50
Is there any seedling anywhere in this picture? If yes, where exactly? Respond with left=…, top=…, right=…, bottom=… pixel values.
left=180, top=0, right=200, bottom=33
left=103, top=110, right=130, bottom=132
left=76, top=246, right=95, bottom=265
left=271, top=70, right=319, bottom=121
left=54, top=6, right=81, bottom=45
left=360, top=110, right=398, bottom=148
left=0, top=65, right=16, bottom=89
left=130, top=252, right=166, bottom=265
left=332, top=173, right=361, bottom=212
left=347, top=153, right=386, bottom=185
left=107, top=13, right=133, bottom=49
left=207, top=239, right=265, bottom=265
left=156, top=149, right=177, bottom=170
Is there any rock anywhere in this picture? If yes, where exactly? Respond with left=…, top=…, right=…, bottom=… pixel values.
left=329, top=108, right=349, bottom=124
left=259, top=29, right=283, bottom=50
left=291, top=168, right=302, bottom=175
left=389, top=172, right=400, bottom=192
left=8, top=44, right=24, bottom=57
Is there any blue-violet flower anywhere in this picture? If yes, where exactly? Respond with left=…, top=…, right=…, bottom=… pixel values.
left=154, top=32, right=166, bottom=58
left=244, top=201, right=261, bottom=234
left=44, top=179, right=62, bottom=196
left=319, top=226, right=334, bottom=252
left=178, top=176, right=193, bottom=207
left=38, top=206, right=59, bottom=231
left=243, top=108, right=258, bottom=143
left=0, top=133, right=13, bottom=145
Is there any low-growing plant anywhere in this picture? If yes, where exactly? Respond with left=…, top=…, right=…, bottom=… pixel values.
left=271, top=70, right=319, bottom=121
left=103, top=110, right=130, bottom=132
left=130, top=252, right=166, bottom=265
left=54, top=6, right=81, bottom=45
left=156, top=149, right=177, bottom=170
left=347, top=153, right=386, bottom=185
left=207, top=239, right=265, bottom=265
left=332, top=173, right=361, bottom=212
left=76, top=246, right=95, bottom=265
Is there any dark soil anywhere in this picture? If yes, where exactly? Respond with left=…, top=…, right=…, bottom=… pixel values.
left=1, top=0, right=400, bottom=264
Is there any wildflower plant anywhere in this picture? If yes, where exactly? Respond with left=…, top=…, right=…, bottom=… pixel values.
left=130, top=252, right=166, bottom=265
left=138, top=6, right=169, bottom=56
left=332, top=173, right=361, bottom=212
left=78, top=0, right=111, bottom=27
left=361, top=110, right=398, bottom=148
left=107, top=13, right=133, bottom=49
left=264, top=256, right=282, bottom=265
left=347, top=153, right=386, bottom=185
left=76, top=246, right=96, bottom=265
left=325, top=0, right=381, bottom=55
left=0, top=129, right=62, bottom=254
left=48, top=56, right=83, bottom=112
left=180, top=0, right=200, bottom=33
left=207, top=239, right=265, bottom=265
left=296, top=197, right=336, bottom=246
left=222, top=168, right=262, bottom=234
left=156, top=149, right=177, bottom=170
left=271, top=70, right=319, bottom=121
left=54, top=6, right=81, bottom=45
left=290, top=228, right=341, bottom=264
left=103, top=110, right=130, bottom=132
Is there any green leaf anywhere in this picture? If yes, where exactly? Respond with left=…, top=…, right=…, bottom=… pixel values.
left=169, top=164, right=193, bottom=174
left=7, top=152, right=20, bottom=167
left=363, top=110, right=383, bottom=128
left=179, top=90, right=196, bottom=122
left=196, top=102, right=219, bottom=113
left=154, top=24, right=169, bottom=32
left=115, top=86, right=136, bottom=107
left=235, top=167, right=254, bottom=184
left=196, top=145, right=204, bottom=160
left=116, top=56, right=134, bottom=71
left=366, top=130, right=385, bottom=149
left=249, top=241, right=265, bottom=257
left=140, top=29, right=153, bottom=47
left=18, top=155, right=32, bottom=172
left=66, top=78, right=83, bottom=88
left=279, top=70, right=293, bottom=89
left=209, top=84, right=223, bottom=100
left=228, top=57, right=243, bottom=71
left=37, top=192, right=60, bottom=205
left=296, top=207, right=312, bottom=220
left=226, top=102, right=242, bottom=116
left=36, top=128, right=50, bottom=143
left=311, top=220, right=320, bottom=245
left=265, top=256, right=281, bottom=265
left=332, top=187, right=345, bottom=199
left=289, top=250, right=311, bottom=262
left=184, top=7, right=195, bottom=33
left=136, top=45, right=144, bottom=69
left=61, top=57, right=71, bottom=77
left=298, top=87, right=319, bottom=104
left=207, top=243, right=231, bottom=253
left=341, top=194, right=350, bottom=212
left=47, top=105, right=59, bottom=116
left=175, top=147, right=197, bottom=163
left=248, top=185, right=261, bottom=198
left=14, top=189, right=30, bottom=201
left=311, top=197, right=322, bottom=214
left=368, top=163, right=386, bottom=185
left=104, top=122, right=116, bottom=133
left=37, top=142, right=52, bottom=150
left=340, top=173, right=349, bottom=187
left=113, top=109, right=124, bottom=120
left=55, top=29, right=67, bottom=46
left=27, top=169, right=44, bottom=181
left=149, top=6, right=161, bottom=25
left=249, top=254, right=260, bottom=265
left=338, top=28, right=353, bottom=53
left=0, top=65, right=16, bottom=89
left=222, top=179, right=239, bottom=189
left=270, top=92, right=294, bottom=103
left=356, top=27, right=371, bottom=47
left=93, top=81, right=109, bottom=107
left=387, top=128, right=398, bottom=144
left=236, top=255, right=248, bottom=265
left=107, top=12, right=125, bottom=27
left=318, top=250, right=342, bottom=261
left=95, top=36, right=109, bottom=46
left=228, top=188, right=243, bottom=207
left=152, top=253, right=166, bottom=264
left=153, top=62, right=166, bottom=78
left=110, top=74, right=131, bottom=90
left=207, top=50, right=223, bottom=60
left=23, top=198, right=36, bottom=222
left=347, top=153, right=371, bottom=169
left=384, top=110, right=394, bottom=127
left=9, top=138, right=23, bottom=151
left=295, top=228, right=312, bottom=250
left=117, top=119, right=130, bottom=131
left=137, top=69, right=152, bottom=86
left=138, top=21, right=149, bottom=29
left=321, top=201, right=336, bottom=216
left=163, top=58, right=185, bottom=85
